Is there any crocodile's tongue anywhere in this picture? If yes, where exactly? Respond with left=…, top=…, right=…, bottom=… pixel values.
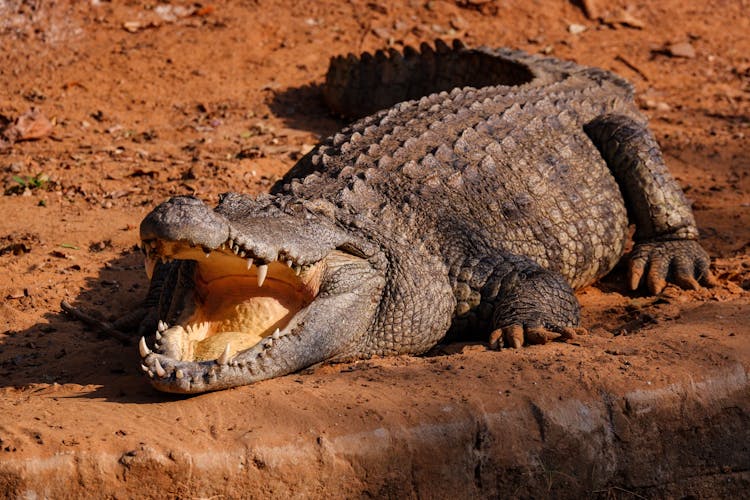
left=163, top=328, right=262, bottom=362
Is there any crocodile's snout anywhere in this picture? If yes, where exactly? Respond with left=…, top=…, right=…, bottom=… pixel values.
left=140, top=196, right=230, bottom=250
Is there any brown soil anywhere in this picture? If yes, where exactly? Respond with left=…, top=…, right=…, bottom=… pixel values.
left=0, top=1, right=748, bottom=498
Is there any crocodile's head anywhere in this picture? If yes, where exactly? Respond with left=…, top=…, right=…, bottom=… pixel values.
left=138, top=194, right=385, bottom=393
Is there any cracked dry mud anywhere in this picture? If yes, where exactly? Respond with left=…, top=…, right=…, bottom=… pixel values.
left=0, top=0, right=748, bottom=498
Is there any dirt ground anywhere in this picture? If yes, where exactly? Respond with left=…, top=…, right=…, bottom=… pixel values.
left=0, top=0, right=748, bottom=497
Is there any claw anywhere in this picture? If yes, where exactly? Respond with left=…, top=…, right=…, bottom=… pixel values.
left=525, top=326, right=558, bottom=345
left=488, top=328, right=503, bottom=350
left=629, top=259, right=646, bottom=290
left=503, top=324, right=524, bottom=349
left=647, top=273, right=668, bottom=295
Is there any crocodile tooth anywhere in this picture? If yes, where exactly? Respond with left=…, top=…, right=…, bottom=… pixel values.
left=246, top=258, right=253, bottom=270
left=154, top=358, right=166, bottom=377
left=286, top=260, right=293, bottom=267
left=155, top=331, right=162, bottom=341
left=139, top=337, right=151, bottom=357
left=219, top=243, right=226, bottom=250
left=264, top=338, right=273, bottom=349
left=141, top=364, right=149, bottom=372
left=175, top=369, right=184, bottom=379
left=294, top=265, right=301, bottom=276
left=272, top=328, right=281, bottom=340
left=218, top=343, right=231, bottom=365
left=205, top=252, right=211, bottom=258
left=157, top=320, right=168, bottom=333
left=257, top=264, right=268, bottom=287
left=144, top=256, right=157, bottom=280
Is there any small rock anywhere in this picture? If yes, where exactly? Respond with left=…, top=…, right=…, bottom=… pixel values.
left=122, top=21, right=141, bottom=33
left=602, top=8, right=645, bottom=29
left=666, top=42, right=696, bottom=59
left=7, top=289, right=27, bottom=299
left=450, top=16, right=468, bottom=31
left=372, top=27, right=390, bottom=39
left=568, top=24, right=587, bottom=35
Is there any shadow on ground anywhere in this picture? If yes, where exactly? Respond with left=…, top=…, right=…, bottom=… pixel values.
left=0, top=248, right=175, bottom=402
left=267, top=82, right=346, bottom=136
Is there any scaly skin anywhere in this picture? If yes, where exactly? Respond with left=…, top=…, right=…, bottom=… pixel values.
left=134, top=41, right=713, bottom=393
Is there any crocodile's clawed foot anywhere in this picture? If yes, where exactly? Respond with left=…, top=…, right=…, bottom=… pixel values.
left=488, top=324, right=584, bottom=350
left=629, top=240, right=717, bottom=295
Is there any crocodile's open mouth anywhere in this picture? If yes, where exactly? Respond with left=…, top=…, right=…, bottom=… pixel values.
left=141, top=239, right=323, bottom=365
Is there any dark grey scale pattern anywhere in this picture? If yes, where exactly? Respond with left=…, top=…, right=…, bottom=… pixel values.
left=270, top=43, right=699, bottom=346
left=281, top=80, right=633, bottom=290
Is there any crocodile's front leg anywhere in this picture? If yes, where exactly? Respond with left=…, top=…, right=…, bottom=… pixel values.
left=451, top=255, right=582, bottom=349
left=584, top=114, right=715, bottom=294
left=491, top=263, right=582, bottom=348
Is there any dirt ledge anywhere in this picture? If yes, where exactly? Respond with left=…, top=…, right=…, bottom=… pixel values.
left=1, top=318, right=748, bottom=499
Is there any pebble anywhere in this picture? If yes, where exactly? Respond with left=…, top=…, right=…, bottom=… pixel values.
left=568, top=24, right=586, bottom=35
left=666, top=42, right=696, bottom=59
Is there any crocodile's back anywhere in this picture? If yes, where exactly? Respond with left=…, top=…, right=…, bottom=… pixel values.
left=274, top=47, right=636, bottom=289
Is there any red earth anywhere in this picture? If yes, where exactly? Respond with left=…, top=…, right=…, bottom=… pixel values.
left=0, top=0, right=748, bottom=497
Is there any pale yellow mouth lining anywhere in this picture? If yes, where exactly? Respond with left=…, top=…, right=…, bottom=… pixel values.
left=144, top=241, right=319, bottom=362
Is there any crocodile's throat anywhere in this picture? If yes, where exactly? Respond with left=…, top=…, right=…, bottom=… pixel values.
left=143, top=240, right=321, bottom=363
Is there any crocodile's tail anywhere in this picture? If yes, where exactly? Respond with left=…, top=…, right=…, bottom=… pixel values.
left=323, top=39, right=538, bottom=119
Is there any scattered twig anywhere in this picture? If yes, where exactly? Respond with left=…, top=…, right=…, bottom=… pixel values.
left=60, top=300, right=132, bottom=344
left=615, top=54, right=649, bottom=81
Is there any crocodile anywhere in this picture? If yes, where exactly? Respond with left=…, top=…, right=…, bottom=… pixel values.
left=135, top=40, right=714, bottom=393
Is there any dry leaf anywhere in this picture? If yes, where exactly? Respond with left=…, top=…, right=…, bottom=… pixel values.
left=1, top=108, right=53, bottom=145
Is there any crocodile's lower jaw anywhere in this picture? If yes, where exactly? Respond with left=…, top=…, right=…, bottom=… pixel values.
left=145, top=241, right=320, bottom=363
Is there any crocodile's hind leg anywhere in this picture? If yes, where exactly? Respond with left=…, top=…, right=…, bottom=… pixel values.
left=584, top=114, right=716, bottom=294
